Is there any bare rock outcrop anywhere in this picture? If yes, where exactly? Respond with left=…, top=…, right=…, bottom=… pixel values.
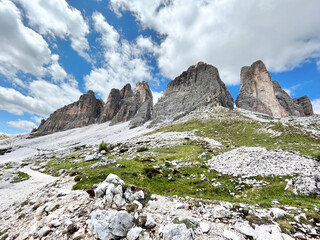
left=236, top=60, right=314, bottom=118
left=129, top=82, right=153, bottom=128
left=32, top=91, right=104, bottom=137
left=236, top=60, right=288, bottom=118
left=151, top=62, right=234, bottom=124
left=110, top=81, right=153, bottom=127
left=32, top=82, right=153, bottom=137
left=98, top=89, right=122, bottom=123
left=293, top=96, right=314, bottom=117
left=272, top=80, right=300, bottom=117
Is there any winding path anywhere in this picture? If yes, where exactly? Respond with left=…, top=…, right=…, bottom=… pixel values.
left=0, top=167, right=57, bottom=212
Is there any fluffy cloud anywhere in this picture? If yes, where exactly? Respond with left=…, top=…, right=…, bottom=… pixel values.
left=152, top=91, right=163, bottom=105
left=283, top=88, right=292, bottom=97
left=85, top=12, right=156, bottom=100
left=0, top=0, right=51, bottom=78
left=48, top=54, right=68, bottom=82
left=0, top=80, right=81, bottom=117
left=283, top=84, right=301, bottom=97
left=7, top=120, right=37, bottom=131
left=110, top=0, right=320, bottom=85
left=311, top=99, right=320, bottom=114
left=17, top=0, right=90, bottom=59
left=31, top=116, right=43, bottom=124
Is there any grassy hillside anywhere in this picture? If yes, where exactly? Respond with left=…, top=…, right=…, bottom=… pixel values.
left=150, top=108, right=320, bottom=158
left=37, top=108, right=320, bottom=233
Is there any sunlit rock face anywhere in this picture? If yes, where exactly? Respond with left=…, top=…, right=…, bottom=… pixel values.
left=236, top=60, right=314, bottom=118
left=236, top=60, right=288, bottom=117
left=33, top=90, right=104, bottom=136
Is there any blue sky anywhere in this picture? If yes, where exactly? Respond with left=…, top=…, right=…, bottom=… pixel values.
left=0, top=0, right=320, bottom=134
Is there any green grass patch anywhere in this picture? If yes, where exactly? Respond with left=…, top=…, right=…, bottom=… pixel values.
left=10, top=171, right=30, bottom=183
left=149, top=117, right=320, bottom=158
left=99, top=141, right=108, bottom=152
left=43, top=139, right=320, bottom=214
left=277, top=219, right=295, bottom=234
left=242, top=179, right=320, bottom=209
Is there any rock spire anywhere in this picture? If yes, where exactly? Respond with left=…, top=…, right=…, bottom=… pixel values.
left=236, top=60, right=313, bottom=117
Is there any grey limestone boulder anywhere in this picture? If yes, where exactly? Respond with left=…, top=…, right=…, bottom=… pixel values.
left=88, top=209, right=133, bottom=239
left=162, top=224, right=193, bottom=240
left=94, top=174, right=145, bottom=210
left=127, top=227, right=143, bottom=240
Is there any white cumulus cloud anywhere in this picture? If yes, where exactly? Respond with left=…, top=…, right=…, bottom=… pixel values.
left=0, top=80, right=81, bottom=117
left=85, top=12, right=156, bottom=100
left=110, top=0, right=320, bottom=85
left=311, top=98, right=320, bottom=114
left=152, top=91, right=163, bottom=105
left=283, top=88, right=292, bottom=97
left=7, top=120, right=37, bottom=131
left=17, top=0, right=90, bottom=59
left=0, top=0, right=51, bottom=78
left=48, top=54, right=68, bottom=82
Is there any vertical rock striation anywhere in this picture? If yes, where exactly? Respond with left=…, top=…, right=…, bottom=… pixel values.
left=32, top=82, right=153, bottom=137
left=293, top=96, right=314, bottom=117
left=31, top=60, right=314, bottom=137
left=98, top=89, right=122, bottom=123
left=151, top=62, right=234, bottom=124
left=235, top=60, right=288, bottom=118
left=129, top=81, right=153, bottom=129
left=33, top=91, right=104, bottom=136
left=236, top=60, right=314, bottom=117
left=110, top=81, right=153, bottom=127
left=272, top=80, right=300, bottom=117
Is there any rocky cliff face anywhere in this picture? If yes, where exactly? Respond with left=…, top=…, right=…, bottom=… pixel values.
left=236, top=60, right=288, bottom=118
left=236, top=60, right=314, bottom=118
left=129, top=81, right=153, bottom=128
left=272, top=81, right=314, bottom=117
left=32, top=82, right=153, bottom=137
left=151, top=62, right=234, bottom=124
left=98, top=89, right=122, bottom=123
left=272, top=80, right=300, bottom=117
left=32, top=61, right=314, bottom=137
left=110, top=81, right=153, bottom=128
left=293, top=96, right=314, bottom=117
left=32, top=91, right=104, bottom=137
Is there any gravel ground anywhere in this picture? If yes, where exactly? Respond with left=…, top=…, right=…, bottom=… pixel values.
left=207, top=147, right=320, bottom=177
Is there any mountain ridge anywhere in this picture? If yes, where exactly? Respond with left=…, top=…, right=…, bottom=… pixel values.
left=31, top=60, right=314, bottom=137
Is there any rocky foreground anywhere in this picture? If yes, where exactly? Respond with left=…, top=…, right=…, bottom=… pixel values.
left=1, top=106, right=320, bottom=240
left=1, top=171, right=319, bottom=240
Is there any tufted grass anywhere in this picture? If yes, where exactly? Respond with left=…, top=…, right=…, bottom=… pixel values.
left=10, top=171, right=30, bottom=183
left=43, top=143, right=320, bottom=213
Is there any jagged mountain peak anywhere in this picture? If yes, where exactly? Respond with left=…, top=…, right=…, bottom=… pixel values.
left=236, top=60, right=313, bottom=118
